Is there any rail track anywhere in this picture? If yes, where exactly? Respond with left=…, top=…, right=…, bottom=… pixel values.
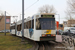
left=12, top=35, right=74, bottom=50
left=24, top=37, right=74, bottom=50
left=34, top=41, right=58, bottom=50
left=14, top=35, right=65, bottom=50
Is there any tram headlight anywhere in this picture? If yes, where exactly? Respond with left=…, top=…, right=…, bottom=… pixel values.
left=42, top=34, right=45, bottom=37
left=53, top=35, right=55, bottom=36
left=42, top=34, right=47, bottom=37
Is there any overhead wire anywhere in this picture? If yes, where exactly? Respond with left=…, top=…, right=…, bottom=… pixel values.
left=14, top=0, right=39, bottom=16
left=25, top=0, right=39, bottom=10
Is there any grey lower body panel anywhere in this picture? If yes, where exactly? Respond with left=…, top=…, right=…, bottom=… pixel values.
left=40, top=36, right=55, bottom=41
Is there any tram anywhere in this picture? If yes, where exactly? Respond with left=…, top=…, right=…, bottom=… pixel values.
left=10, top=13, right=56, bottom=41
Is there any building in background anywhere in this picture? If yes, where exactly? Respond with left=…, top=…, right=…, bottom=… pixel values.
left=0, top=16, right=10, bottom=31
left=67, top=20, right=75, bottom=27
left=63, top=20, right=75, bottom=27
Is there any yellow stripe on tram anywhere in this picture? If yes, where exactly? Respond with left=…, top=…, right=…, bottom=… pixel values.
left=46, top=30, right=51, bottom=34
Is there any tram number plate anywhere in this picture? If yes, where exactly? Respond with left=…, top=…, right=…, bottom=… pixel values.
left=47, top=35, right=50, bottom=36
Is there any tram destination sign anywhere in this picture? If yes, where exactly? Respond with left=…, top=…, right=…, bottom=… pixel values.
left=41, top=15, right=54, bottom=17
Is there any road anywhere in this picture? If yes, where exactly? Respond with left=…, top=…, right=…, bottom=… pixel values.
left=56, top=35, right=74, bottom=50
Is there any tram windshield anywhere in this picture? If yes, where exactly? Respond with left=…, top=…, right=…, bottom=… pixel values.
left=36, top=18, right=55, bottom=30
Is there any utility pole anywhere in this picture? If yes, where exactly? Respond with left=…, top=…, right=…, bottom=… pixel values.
left=22, top=0, right=24, bottom=41
left=5, top=11, right=6, bottom=36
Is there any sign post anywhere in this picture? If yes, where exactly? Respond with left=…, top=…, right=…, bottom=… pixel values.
left=5, top=11, right=6, bottom=36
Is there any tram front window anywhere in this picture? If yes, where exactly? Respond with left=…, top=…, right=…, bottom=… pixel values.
left=36, top=18, right=55, bottom=30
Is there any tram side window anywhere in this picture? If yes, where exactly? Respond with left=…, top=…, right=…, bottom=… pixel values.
left=32, top=20, right=34, bottom=28
left=26, top=22, right=28, bottom=29
left=24, top=20, right=34, bottom=29
left=10, top=26, right=15, bottom=29
left=13, top=26, right=15, bottom=29
left=17, top=24, right=21, bottom=31
left=10, top=27, right=12, bottom=29
left=28, top=21, right=31, bottom=29
left=24, top=22, right=28, bottom=29
left=36, top=19, right=41, bottom=30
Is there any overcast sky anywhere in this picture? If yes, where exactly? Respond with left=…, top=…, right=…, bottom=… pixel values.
left=0, top=0, right=68, bottom=23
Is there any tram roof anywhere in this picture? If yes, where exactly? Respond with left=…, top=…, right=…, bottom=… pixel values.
left=15, top=13, right=55, bottom=25
left=41, top=13, right=55, bottom=15
left=16, top=16, right=33, bottom=25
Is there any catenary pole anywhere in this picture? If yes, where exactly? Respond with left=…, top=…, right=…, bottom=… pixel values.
left=22, top=0, right=24, bottom=41
left=5, top=11, right=6, bottom=36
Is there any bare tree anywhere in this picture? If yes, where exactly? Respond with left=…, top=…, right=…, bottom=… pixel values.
left=38, top=5, right=56, bottom=13
left=68, top=0, right=75, bottom=12
left=65, top=10, right=72, bottom=20
left=65, top=0, right=75, bottom=20
left=0, top=10, right=4, bottom=21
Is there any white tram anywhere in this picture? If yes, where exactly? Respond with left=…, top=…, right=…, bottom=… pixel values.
left=10, top=13, right=56, bottom=41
